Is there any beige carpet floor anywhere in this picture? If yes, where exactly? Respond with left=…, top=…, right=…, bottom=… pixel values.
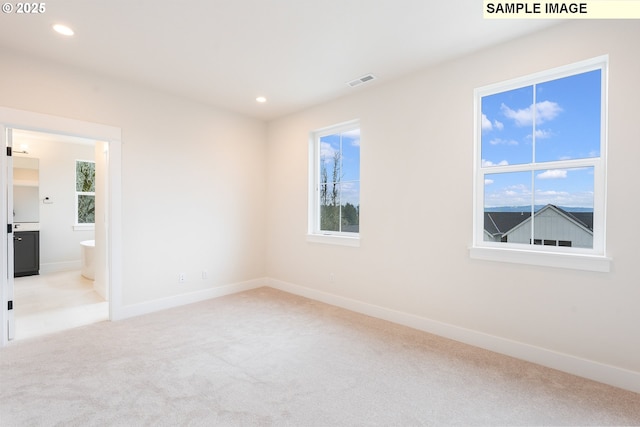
left=1, top=287, right=639, bottom=426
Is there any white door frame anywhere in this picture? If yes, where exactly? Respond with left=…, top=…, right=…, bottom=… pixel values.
left=0, top=107, right=123, bottom=346
left=2, top=127, right=15, bottom=339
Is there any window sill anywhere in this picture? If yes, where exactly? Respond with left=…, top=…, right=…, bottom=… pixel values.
left=73, top=224, right=95, bottom=231
left=307, top=233, right=360, bottom=247
left=469, top=246, right=611, bottom=272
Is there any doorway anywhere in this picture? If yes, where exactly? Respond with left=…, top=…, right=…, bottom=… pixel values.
left=1, top=107, right=122, bottom=346
left=12, top=130, right=108, bottom=340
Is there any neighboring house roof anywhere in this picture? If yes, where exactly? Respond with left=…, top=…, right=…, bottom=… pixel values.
left=484, top=204, right=593, bottom=238
left=564, top=211, right=593, bottom=230
left=484, top=211, right=532, bottom=237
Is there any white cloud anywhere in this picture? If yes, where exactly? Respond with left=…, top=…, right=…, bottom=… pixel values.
left=482, top=114, right=493, bottom=130
left=320, top=141, right=336, bottom=160
left=343, top=130, right=361, bottom=147
left=484, top=183, right=532, bottom=207
left=534, top=189, right=593, bottom=208
left=537, top=169, right=567, bottom=179
left=537, top=190, right=567, bottom=196
left=508, top=183, right=529, bottom=190
left=501, top=103, right=530, bottom=126
left=534, top=129, right=552, bottom=139
left=501, top=100, right=562, bottom=126
left=485, top=179, right=593, bottom=209
left=482, top=159, right=509, bottom=167
left=485, top=179, right=494, bottom=185
left=482, top=115, right=504, bottom=132
left=536, top=101, right=563, bottom=122
left=342, top=129, right=360, bottom=138
left=489, top=138, right=518, bottom=146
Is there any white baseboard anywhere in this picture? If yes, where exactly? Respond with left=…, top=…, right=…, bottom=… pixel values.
left=113, top=278, right=266, bottom=320
left=266, top=278, right=640, bottom=394
left=40, top=260, right=81, bottom=275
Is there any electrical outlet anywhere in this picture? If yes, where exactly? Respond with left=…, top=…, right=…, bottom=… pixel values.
left=329, top=273, right=335, bottom=283
left=179, top=273, right=186, bottom=283
left=201, top=270, right=208, bottom=280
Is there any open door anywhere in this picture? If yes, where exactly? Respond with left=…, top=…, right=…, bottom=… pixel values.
left=2, top=126, right=15, bottom=342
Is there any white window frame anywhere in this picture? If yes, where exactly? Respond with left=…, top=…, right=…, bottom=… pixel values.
left=307, top=120, right=360, bottom=247
left=74, top=159, right=95, bottom=231
left=470, top=56, right=611, bottom=272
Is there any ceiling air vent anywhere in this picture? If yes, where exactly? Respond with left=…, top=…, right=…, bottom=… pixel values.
left=347, top=73, right=377, bottom=88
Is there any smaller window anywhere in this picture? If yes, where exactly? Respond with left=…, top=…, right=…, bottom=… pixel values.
left=75, top=160, right=95, bottom=225
left=308, top=121, right=360, bottom=245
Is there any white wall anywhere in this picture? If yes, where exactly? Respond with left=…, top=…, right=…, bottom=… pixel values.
left=266, top=20, right=640, bottom=382
left=0, top=46, right=267, bottom=306
left=94, top=141, right=108, bottom=299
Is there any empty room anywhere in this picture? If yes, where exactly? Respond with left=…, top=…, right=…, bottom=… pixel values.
left=1, top=1, right=639, bottom=425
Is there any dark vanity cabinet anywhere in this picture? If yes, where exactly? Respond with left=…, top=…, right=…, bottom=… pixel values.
left=14, top=231, right=40, bottom=277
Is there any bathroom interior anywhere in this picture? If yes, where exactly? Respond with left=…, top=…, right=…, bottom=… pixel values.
left=12, top=129, right=108, bottom=340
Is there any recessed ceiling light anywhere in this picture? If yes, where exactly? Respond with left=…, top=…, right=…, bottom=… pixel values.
left=53, top=24, right=74, bottom=36
left=256, top=96, right=267, bottom=103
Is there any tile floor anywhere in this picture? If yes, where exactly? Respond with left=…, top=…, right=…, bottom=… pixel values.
left=13, top=270, right=108, bottom=340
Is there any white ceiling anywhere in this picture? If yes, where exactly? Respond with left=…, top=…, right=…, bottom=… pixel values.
left=0, top=1, right=559, bottom=121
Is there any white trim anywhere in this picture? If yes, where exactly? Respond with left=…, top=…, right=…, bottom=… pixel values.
left=313, top=119, right=361, bottom=138
left=469, top=246, right=611, bottom=272
left=116, top=278, right=266, bottom=320
left=0, top=106, right=122, bottom=343
left=1, top=126, right=11, bottom=343
left=0, top=107, right=121, bottom=141
left=73, top=224, right=95, bottom=231
left=476, top=55, right=608, bottom=98
left=39, top=260, right=82, bottom=275
left=107, top=140, right=122, bottom=321
left=266, top=278, right=639, bottom=394
left=306, top=233, right=360, bottom=247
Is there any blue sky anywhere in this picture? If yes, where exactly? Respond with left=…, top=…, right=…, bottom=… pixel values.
left=481, top=69, right=601, bottom=210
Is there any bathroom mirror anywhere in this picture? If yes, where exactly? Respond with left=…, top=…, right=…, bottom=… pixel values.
left=13, top=157, right=40, bottom=223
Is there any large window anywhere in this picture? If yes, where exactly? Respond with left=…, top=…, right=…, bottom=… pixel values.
left=472, top=57, right=609, bottom=271
left=75, top=160, right=95, bottom=225
left=309, top=121, right=360, bottom=245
